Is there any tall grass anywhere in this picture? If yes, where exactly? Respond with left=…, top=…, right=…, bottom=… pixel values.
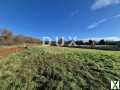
left=0, top=46, right=120, bottom=90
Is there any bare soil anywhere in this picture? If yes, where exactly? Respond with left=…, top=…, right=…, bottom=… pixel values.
left=0, top=47, right=24, bottom=57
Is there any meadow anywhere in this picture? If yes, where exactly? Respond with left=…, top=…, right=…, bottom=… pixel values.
left=0, top=46, right=120, bottom=90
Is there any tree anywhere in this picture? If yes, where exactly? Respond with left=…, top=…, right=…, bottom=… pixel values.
left=99, top=39, right=105, bottom=45
left=89, top=40, right=93, bottom=45
left=117, top=41, right=120, bottom=47
left=14, top=35, right=25, bottom=44
left=76, top=40, right=84, bottom=45
left=0, top=29, right=14, bottom=45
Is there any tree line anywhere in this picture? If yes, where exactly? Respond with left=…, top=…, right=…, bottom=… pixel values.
left=51, top=38, right=120, bottom=47
left=0, top=29, right=120, bottom=48
left=0, top=29, right=42, bottom=45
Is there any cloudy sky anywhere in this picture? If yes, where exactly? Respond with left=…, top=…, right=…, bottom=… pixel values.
left=0, top=0, right=120, bottom=40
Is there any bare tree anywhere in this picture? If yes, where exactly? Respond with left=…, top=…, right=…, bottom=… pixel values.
left=0, top=29, right=13, bottom=45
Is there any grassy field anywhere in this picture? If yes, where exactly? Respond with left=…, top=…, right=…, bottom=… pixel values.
left=0, top=46, right=120, bottom=90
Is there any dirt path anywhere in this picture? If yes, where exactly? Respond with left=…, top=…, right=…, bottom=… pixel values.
left=0, top=47, right=24, bottom=57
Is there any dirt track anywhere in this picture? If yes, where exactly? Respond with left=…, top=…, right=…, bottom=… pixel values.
left=0, top=47, right=24, bottom=57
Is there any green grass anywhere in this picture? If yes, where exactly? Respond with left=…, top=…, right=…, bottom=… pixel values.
left=0, top=46, right=120, bottom=90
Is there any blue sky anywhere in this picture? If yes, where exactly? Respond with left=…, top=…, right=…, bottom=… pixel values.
left=0, top=0, right=120, bottom=40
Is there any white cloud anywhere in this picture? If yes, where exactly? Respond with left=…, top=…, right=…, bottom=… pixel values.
left=91, top=0, right=120, bottom=10
left=88, top=13, right=120, bottom=29
left=113, top=14, right=120, bottom=18
left=88, top=18, right=107, bottom=29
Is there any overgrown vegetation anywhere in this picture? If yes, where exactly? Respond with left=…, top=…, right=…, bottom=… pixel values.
left=0, top=29, right=41, bottom=45
left=0, top=46, right=120, bottom=90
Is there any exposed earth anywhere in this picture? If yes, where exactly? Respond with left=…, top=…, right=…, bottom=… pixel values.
left=0, top=47, right=24, bottom=57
